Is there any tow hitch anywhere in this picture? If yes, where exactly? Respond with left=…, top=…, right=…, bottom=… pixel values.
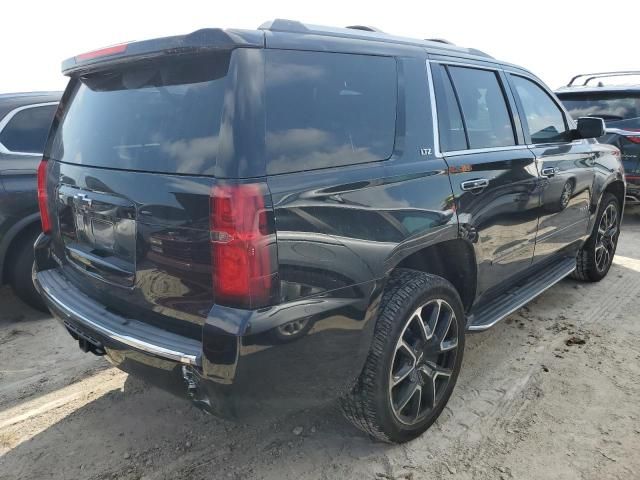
left=182, top=365, right=213, bottom=413
left=64, top=321, right=106, bottom=356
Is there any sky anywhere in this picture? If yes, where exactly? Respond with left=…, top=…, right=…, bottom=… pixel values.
left=1, top=0, right=639, bottom=94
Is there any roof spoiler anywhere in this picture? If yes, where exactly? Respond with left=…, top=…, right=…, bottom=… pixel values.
left=61, top=28, right=264, bottom=76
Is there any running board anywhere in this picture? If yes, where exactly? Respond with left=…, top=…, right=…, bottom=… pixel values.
left=467, top=257, right=576, bottom=332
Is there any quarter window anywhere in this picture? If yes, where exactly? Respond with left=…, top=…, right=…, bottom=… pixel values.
left=265, top=50, right=397, bottom=174
left=510, top=75, right=569, bottom=144
left=0, top=104, right=57, bottom=154
left=447, top=67, right=516, bottom=149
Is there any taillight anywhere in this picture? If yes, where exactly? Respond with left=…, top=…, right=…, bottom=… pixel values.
left=37, top=159, right=51, bottom=233
left=210, top=183, right=278, bottom=309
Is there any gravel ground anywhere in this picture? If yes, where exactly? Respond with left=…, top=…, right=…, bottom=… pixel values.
left=1, top=213, right=639, bottom=480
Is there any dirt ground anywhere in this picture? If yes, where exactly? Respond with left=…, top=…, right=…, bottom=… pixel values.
left=1, top=214, right=639, bottom=480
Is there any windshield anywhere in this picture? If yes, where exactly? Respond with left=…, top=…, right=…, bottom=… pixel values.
left=558, top=92, right=640, bottom=129
left=50, top=52, right=230, bottom=175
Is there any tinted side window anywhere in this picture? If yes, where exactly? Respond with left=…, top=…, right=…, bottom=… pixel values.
left=265, top=50, right=397, bottom=174
left=448, top=67, right=515, bottom=149
left=432, top=64, right=467, bottom=152
left=0, top=104, right=57, bottom=154
left=510, top=75, right=569, bottom=144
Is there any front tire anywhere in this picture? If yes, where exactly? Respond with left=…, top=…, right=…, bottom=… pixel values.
left=572, top=193, right=620, bottom=282
left=341, top=269, right=465, bottom=443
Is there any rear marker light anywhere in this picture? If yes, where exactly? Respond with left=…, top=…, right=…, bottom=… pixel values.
left=37, top=159, right=51, bottom=234
left=210, top=184, right=276, bottom=309
left=75, top=43, right=128, bottom=61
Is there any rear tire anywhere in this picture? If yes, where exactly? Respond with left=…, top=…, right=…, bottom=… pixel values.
left=341, top=269, right=465, bottom=443
left=9, top=229, right=47, bottom=312
left=571, top=193, right=620, bottom=282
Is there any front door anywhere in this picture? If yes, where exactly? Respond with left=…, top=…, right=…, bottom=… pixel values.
left=507, top=74, right=594, bottom=263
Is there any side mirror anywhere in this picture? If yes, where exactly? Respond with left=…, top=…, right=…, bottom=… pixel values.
left=575, top=117, right=605, bottom=139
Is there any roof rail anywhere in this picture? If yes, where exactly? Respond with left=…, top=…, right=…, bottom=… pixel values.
left=567, top=71, right=640, bottom=87
left=258, top=19, right=494, bottom=59
left=425, top=38, right=455, bottom=45
left=346, top=25, right=385, bottom=33
left=258, top=19, right=309, bottom=33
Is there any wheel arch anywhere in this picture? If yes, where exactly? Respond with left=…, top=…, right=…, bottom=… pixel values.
left=388, top=238, right=477, bottom=313
left=0, top=213, right=42, bottom=285
left=602, top=179, right=625, bottom=212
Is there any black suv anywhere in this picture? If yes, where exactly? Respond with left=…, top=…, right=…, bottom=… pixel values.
left=33, top=21, right=625, bottom=443
left=0, top=91, right=60, bottom=309
left=556, top=72, right=640, bottom=211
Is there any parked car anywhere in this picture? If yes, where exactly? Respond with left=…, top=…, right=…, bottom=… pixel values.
left=33, top=20, right=625, bottom=443
left=556, top=72, right=639, bottom=210
left=0, top=91, right=60, bottom=309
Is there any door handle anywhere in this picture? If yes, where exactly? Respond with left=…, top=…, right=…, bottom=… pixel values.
left=460, top=178, right=489, bottom=191
left=541, top=167, right=558, bottom=177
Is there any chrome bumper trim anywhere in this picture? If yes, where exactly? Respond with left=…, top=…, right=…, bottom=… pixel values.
left=34, top=268, right=201, bottom=366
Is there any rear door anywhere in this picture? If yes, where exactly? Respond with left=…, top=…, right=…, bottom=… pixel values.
left=507, top=74, right=594, bottom=263
left=431, top=61, right=540, bottom=298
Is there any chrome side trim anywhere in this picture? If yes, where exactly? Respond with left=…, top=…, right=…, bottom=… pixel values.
left=467, top=263, right=575, bottom=332
left=606, top=127, right=640, bottom=137
left=0, top=101, right=58, bottom=156
left=443, top=145, right=530, bottom=157
left=34, top=270, right=200, bottom=366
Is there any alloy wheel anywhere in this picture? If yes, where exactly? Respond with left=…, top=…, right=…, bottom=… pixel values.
left=595, top=203, right=618, bottom=273
left=389, top=299, right=459, bottom=425
left=560, top=182, right=573, bottom=209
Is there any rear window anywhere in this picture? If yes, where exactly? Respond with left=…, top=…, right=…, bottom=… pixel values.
left=265, top=50, right=397, bottom=175
left=558, top=93, right=640, bottom=128
left=50, top=52, right=230, bottom=175
left=0, top=104, right=57, bottom=154
left=447, top=66, right=515, bottom=149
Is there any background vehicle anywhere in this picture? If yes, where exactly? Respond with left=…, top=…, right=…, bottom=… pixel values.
left=0, top=91, right=60, bottom=310
left=33, top=21, right=624, bottom=443
left=556, top=72, right=640, bottom=210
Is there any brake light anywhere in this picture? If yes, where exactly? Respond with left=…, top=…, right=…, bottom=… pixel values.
left=75, top=43, right=128, bottom=61
left=210, top=184, right=278, bottom=309
left=37, top=159, right=51, bottom=234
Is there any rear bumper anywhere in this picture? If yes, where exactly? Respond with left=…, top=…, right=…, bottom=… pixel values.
left=34, top=235, right=379, bottom=419
left=35, top=268, right=201, bottom=366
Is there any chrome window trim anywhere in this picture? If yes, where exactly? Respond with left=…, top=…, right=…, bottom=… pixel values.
left=425, top=60, right=442, bottom=157
left=428, top=58, right=584, bottom=156
left=430, top=59, right=501, bottom=71
left=0, top=101, right=58, bottom=156
left=427, top=59, right=525, bottom=157
left=441, top=145, right=532, bottom=157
